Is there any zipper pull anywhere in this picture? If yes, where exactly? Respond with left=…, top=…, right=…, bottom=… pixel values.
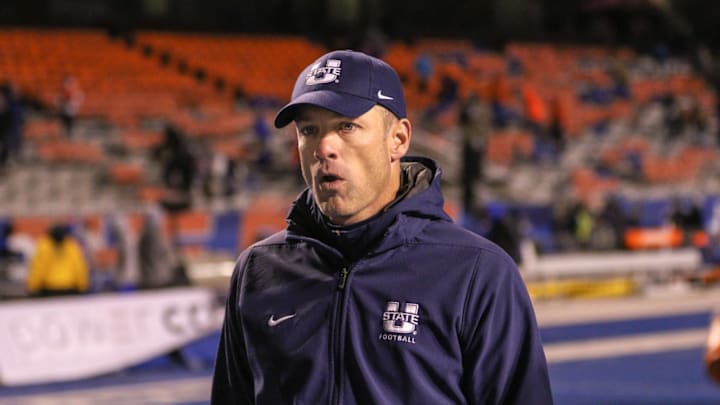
left=338, top=267, right=348, bottom=290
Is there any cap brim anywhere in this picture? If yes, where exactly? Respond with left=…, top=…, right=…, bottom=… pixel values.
left=273, top=90, right=376, bottom=128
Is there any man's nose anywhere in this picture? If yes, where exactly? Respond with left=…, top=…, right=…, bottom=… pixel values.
left=313, top=132, right=339, bottom=161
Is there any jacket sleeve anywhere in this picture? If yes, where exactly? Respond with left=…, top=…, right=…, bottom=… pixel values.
left=211, top=255, right=255, bottom=405
left=460, top=249, right=553, bottom=405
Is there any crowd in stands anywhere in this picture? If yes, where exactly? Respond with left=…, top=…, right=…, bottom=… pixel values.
left=2, top=28, right=720, bottom=294
left=0, top=204, right=194, bottom=299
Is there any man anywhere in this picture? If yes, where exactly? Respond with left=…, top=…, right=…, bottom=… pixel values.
left=27, top=223, right=89, bottom=297
left=212, top=50, right=552, bottom=404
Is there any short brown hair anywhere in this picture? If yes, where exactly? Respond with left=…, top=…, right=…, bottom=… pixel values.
left=379, top=105, right=397, bottom=134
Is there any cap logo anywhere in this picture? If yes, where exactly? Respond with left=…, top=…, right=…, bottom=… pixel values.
left=377, top=90, right=394, bottom=100
left=305, top=59, right=342, bottom=85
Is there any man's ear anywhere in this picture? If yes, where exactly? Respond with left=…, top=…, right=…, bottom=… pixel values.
left=389, top=118, right=412, bottom=162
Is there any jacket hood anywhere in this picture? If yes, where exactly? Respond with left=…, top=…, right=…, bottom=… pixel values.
left=286, top=156, right=452, bottom=261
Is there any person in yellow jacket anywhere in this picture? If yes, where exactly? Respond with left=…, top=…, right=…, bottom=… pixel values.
left=27, top=223, right=89, bottom=297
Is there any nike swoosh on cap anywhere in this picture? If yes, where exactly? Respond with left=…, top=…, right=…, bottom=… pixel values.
left=377, top=90, right=394, bottom=100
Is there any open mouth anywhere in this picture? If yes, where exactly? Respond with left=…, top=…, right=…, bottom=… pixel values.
left=317, top=173, right=344, bottom=190
left=321, top=174, right=340, bottom=183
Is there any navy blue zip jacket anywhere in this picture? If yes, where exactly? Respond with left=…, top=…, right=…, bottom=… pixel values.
left=212, top=157, right=553, bottom=404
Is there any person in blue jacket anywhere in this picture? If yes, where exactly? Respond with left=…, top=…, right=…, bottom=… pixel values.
left=212, top=49, right=553, bottom=404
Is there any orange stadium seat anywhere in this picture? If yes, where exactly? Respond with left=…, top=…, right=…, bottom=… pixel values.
left=24, top=120, right=63, bottom=140
left=138, top=185, right=172, bottom=203
left=136, top=32, right=326, bottom=101
left=120, top=130, right=164, bottom=151
left=13, top=216, right=57, bottom=239
left=486, top=130, right=534, bottom=165
left=0, top=28, right=223, bottom=129
left=240, top=194, right=293, bottom=249
left=36, top=140, right=104, bottom=164
left=108, top=163, right=145, bottom=185
left=572, top=168, right=618, bottom=203
left=173, top=211, right=212, bottom=239
left=212, top=139, right=246, bottom=160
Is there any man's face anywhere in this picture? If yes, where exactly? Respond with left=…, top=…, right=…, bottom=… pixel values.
left=294, top=105, right=405, bottom=226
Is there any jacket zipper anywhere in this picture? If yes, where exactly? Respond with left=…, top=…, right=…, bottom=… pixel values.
left=338, top=267, right=348, bottom=289
left=330, top=266, right=349, bottom=405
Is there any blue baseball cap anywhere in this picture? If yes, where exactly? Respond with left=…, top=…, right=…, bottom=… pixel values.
left=274, top=50, right=407, bottom=128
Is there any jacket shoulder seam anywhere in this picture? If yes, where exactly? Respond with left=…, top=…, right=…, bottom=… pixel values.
left=459, top=249, right=483, bottom=340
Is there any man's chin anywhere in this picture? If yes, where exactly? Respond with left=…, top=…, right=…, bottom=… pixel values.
left=317, top=202, right=351, bottom=224
left=318, top=204, right=344, bottom=219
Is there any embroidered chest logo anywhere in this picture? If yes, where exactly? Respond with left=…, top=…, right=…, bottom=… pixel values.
left=379, top=301, right=419, bottom=344
left=306, top=59, right=342, bottom=85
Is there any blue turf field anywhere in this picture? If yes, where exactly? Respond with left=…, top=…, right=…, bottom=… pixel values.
left=551, top=348, right=719, bottom=404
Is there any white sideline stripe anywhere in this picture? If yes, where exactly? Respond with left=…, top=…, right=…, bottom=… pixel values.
left=545, top=328, right=709, bottom=363
left=535, top=288, right=720, bottom=327
left=0, top=377, right=211, bottom=405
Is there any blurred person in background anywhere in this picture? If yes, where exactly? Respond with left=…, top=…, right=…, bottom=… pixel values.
left=459, top=91, right=490, bottom=213
left=1, top=222, right=25, bottom=296
left=200, top=147, right=243, bottom=200
left=153, top=124, right=197, bottom=199
left=106, top=213, right=140, bottom=291
left=670, top=197, right=703, bottom=245
left=251, top=110, right=273, bottom=172
left=599, top=195, right=630, bottom=250
left=571, top=200, right=595, bottom=250
left=74, top=216, right=117, bottom=292
left=136, top=207, right=197, bottom=370
left=707, top=200, right=720, bottom=244
left=702, top=200, right=720, bottom=266
left=423, top=63, right=460, bottom=125
left=212, top=49, right=551, bottom=404
left=137, top=206, right=189, bottom=289
left=0, top=85, right=9, bottom=167
left=486, top=207, right=523, bottom=264
left=57, top=75, right=83, bottom=137
left=27, top=223, right=89, bottom=297
left=547, top=95, right=568, bottom=155
left=0, top=221, right=35, bottom=290
left=0, top=82, right=24, bottom=167
left=413, top=52, right=433, bottom=93
left=489, top=73, right=517, bottom=129
left=1, top=221, right=32, bottom=261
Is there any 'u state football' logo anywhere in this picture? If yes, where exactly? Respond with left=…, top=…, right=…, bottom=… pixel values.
left=379, top=301, right=419, bottom=344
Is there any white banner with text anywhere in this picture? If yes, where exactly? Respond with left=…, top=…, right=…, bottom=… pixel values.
left=0, top=287, right=223, bottom=386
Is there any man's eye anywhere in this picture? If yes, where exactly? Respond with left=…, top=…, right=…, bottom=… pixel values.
left=299, top=126, right=317, bottom=136
left=339, top=122, right=356, bottom=132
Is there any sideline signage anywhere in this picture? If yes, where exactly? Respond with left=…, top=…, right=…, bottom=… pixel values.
left=0, top=287, right=223, bottom=386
